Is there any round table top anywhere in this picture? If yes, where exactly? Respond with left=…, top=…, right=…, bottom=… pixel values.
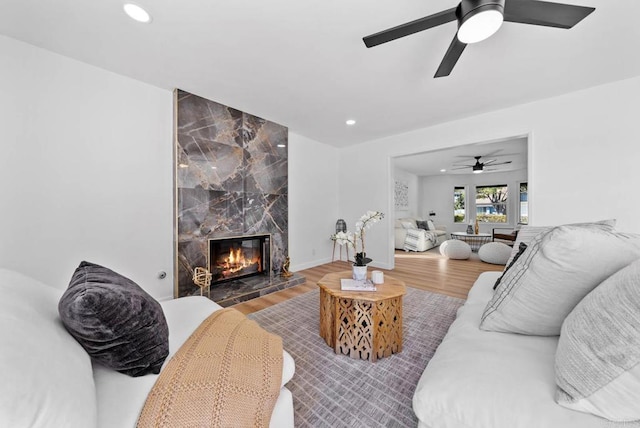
left=317, top=271, right=406, bottom=302
left=451, top=232, right=492, bottom=237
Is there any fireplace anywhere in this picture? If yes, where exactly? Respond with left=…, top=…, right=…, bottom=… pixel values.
left=208, top=234, right=270, bottom=286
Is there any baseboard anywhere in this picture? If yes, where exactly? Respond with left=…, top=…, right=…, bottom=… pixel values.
left=291, top=257, right=332, bottom=272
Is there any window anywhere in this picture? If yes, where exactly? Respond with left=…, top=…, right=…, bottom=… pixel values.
left=475, top=185, right=508, bottom=223
left=519, top=182, right=528, bottom=224
left=453, top=186, right=466, bottom=223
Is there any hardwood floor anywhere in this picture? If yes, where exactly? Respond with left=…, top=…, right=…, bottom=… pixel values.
left=232, top=249, right=503, bottom=315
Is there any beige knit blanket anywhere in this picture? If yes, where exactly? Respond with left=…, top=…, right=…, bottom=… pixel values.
left=137, top=308, right=283, bottom=428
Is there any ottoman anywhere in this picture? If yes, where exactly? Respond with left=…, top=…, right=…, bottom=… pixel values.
left=478, top=242, right=512, bottom=265
left=440, top=240, right=472, bottom=260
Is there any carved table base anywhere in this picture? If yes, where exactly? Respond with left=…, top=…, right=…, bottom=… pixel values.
left=318, top=273, right=405, bottom=362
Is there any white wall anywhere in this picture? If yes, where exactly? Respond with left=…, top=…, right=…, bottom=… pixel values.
left=0, top=36, right=174, bottom=300
left=288, top=132, right=340, bottom=270
left=393, top=168, right=419, bottom=218
left=339, top=76, right=640, bottom=270
left=419, top=169, right=528, bottom=235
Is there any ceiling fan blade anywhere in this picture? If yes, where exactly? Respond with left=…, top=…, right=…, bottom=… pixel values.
left=451, top=165, right=473, bottom=170
left=483, top=159, right=498, bottom=165
left=503, top=0, right=595, bottom=29
left=488, top=161, right=513, bottom=166
left=435, top=35, right=467, bottom=78
left=363, top=7, right=457, bottom=48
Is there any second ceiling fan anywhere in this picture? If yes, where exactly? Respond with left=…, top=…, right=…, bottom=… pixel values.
left=363, top=0, right=595, bottom=78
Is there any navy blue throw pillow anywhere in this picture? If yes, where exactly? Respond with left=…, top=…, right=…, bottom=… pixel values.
left=58, top=261, right=169, bottom=377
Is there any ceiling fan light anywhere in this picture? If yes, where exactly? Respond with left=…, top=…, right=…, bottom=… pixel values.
left=473, top=169, right=483, bottom=174
left=458, top=6, right=504, bottom=44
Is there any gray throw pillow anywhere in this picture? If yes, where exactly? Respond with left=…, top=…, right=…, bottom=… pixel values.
left=416, top=220, right=430, bottom=231
left=555, top=258, right=640, bottom=422
left=480, top=224, right=640, bottom=336
left=58, top=261, right=169, bottom=377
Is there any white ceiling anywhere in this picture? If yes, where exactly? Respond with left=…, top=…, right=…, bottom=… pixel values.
left=1, top=0, right=638, bottom=148
left=394, top=137, right=527, bottom=176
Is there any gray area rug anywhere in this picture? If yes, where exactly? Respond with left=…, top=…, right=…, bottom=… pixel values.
left=248, top=287, right=464, bottom=428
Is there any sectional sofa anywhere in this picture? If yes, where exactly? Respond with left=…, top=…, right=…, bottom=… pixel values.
left=413, top=222, right=640, bottom=427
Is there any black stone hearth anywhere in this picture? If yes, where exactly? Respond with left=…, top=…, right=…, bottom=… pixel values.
left=191, top=272, right=305, bottom=307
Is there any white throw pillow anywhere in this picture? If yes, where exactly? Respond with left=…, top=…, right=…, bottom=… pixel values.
left=480, top=224, right=640, bottom=336
left=0, top=269, right=97, bottom=427
left=504, top=219, right=617, bottom=266
left=401, top=221, right=416, bottom=229
left=555, top=259, right=640, bottom=422
left=427, top=220, right=436, bottom=231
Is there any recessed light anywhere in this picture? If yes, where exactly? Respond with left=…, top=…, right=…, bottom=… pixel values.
left=277, top=144, right=286, bottom=148
left=440, top=169, right=446, bottom=172
left=123, top=3, right=152, bottom=23
left=346, top=119, right=356, bottom=126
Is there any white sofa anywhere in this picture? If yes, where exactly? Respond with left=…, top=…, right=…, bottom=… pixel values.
left=394, top=217, right=448, bottom=251
left=412, top=271, right=612, bottom=428
left=0, top=268, right=295, bottom=428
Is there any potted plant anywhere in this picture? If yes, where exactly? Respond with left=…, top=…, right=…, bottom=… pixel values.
left=331, top=210, right=384, bottom=280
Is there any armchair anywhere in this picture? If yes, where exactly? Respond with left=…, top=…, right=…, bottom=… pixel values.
left=492, top=227, right=519, bottom=245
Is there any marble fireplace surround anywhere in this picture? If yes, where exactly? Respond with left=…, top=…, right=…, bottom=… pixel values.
left=174, top=89, right=303, bottom=304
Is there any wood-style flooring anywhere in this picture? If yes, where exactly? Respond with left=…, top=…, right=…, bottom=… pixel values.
left=232, top=249, right=503, bottom=315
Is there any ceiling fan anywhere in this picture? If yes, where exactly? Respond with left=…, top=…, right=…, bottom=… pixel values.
left=452, top=156, right=512, bottom=173
left=362, top=0, right=595, bottom=78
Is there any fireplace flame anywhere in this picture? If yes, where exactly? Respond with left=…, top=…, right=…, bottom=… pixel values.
left=224, top=247, right=255, bottom=274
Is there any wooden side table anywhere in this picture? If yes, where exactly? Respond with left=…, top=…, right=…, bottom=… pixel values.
left=318, top=271, right=406, bottom=362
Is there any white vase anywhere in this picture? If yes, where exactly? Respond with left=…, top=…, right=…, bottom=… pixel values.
left=352, top=265, right=367, bottom=281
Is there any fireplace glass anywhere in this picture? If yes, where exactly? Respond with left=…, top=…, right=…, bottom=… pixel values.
left=208, top=235, right=270, bottom=285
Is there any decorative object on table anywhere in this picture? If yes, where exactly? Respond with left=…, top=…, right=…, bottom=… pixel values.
left=335, top=219, right=347, bottom=233
left=466, top=223, right=474, bottom=234
left=280, top=256, right=293, bottom=278
left=475, top=218, right=480, bottom=234
left=340, top=278, right=377, bottom=292
left=371, top=270, right=385, bottom=285
left=332, top=210, right=385, bottom=279
left=192, top=266, right=212, bottom=298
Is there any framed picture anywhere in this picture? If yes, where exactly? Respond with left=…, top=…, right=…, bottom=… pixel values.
left=394, top=180, right=409, bottom=209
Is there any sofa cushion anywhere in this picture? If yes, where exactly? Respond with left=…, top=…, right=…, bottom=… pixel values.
left=0, top=268, right=97, bottom=427
left=427, top=219, right=436, bottom=231
left=480, top=224, right=640, bottom=336
left=413, top=271, right=607, bottom=428
left=555, top=258, right=640, bottom=422
left=59, top=261, right=169, bottom=377
left=401, top=220, right=416, bottom=229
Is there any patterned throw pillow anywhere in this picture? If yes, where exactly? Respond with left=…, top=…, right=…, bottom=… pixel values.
left=480, top=224, right=640, bottom=336
left=555, top=259, right=640, bottom=422
left=416, top=220, right=430, bottom=230
left=493, top=242, right=528, bottom=290
left=58, top=261, right=169, bottom=377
